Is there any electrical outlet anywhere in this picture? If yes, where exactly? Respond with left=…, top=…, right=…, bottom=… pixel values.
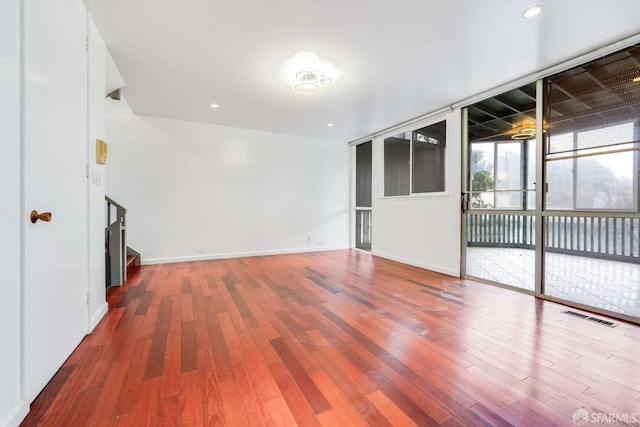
left=307, top=236, right=312, bottom=242
left=197, top=248, right=205, bottom=254
left=317, top=241, right=323, bottom=246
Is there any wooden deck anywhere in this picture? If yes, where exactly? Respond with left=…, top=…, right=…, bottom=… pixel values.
left=21, top=250, right=640, bottom=426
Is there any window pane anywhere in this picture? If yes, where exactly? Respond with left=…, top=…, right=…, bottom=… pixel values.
left=576, top=144, right=634, bottom=209
left=496, top=142, right=521, bottom=191
left=470, top=143, right=494, bottom=191
left=527, top=140, right=536, bottom=210
left=576, top=122, right=635, bottom=151
left=546, top=133, right=574, bottom=210
left=355, top=209, right=371, bottom=251
left=546, top=159, right=574, bottom=210
left=384, top=133, right=410, bottom=196
left=495, top=191, right=522, bottom=209
left=355, top=141, right=372, bottom=207
left=412, top=121, right=446, bottom=193
left=471, top=192, right=495, bottom=208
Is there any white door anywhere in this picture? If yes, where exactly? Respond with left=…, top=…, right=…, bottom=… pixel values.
left=24, top=0, right=89, bottom=402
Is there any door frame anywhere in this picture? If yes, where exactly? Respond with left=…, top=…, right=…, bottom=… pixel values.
left=461, top=78, right=640, bottom=325
left=460, top=80, right=544, bottom=297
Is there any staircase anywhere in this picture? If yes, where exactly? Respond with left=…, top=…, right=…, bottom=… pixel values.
left=125, top=247, right=141, bottom=278
left=105, top=196, right=141, bottom=288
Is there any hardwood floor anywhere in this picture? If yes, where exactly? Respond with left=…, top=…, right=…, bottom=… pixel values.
left=21, top=250, right=640, bottom=426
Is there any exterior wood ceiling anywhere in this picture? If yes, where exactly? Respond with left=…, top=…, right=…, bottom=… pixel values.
left=468, top=44, right=640, bottom=143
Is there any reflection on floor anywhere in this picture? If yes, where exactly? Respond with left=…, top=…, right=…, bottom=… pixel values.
left=466, top=247, right=640, bottom=318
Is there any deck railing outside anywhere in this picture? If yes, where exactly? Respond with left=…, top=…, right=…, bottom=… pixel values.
left=467, top=213, right=640, bottom=263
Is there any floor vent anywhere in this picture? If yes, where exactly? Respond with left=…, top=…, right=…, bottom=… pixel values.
left=586, top=316, right=617, bottom=327
left=563, top=310, right=589, bottom=319
left=562, top=310, right=617, bottom=327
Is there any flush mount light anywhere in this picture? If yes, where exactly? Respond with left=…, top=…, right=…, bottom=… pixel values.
left=512, top=128, right=536, bottom=140
left=522, top=4, right=543, bottom=18
left=328, top=123, right=334, bottom=127
left=292, top=69, right=334, bottom=94
left=210, top=103, right=219, bottom=108
left=292, top=81, right=321, bottom=94
left=287, top=51, right=337, bottom=95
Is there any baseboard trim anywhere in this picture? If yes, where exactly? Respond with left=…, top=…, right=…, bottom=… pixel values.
left=0, top=400, right=29, bottom=427
left=371, top=250, right=460, bottom=277
left=141, top=246, right=350, bottom=265
left=89, top=302, right=108, bottom=332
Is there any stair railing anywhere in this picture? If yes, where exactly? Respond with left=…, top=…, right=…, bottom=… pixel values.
left=105, top=196, right=127, bottom=287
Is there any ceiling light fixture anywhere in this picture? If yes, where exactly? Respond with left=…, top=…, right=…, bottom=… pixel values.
left=210, top=103, right=219, bottom=108
left=511, top=128, right=536, bottom=140
left=292, top=70, right=333, bottom=94
left=522, top=4, right=543, bottom=18
left=328, top=123, right=334, bottom=127
left=289, top=51, right=337, bottom=94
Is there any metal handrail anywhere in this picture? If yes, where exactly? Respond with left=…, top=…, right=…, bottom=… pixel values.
left=105, top=196, right=127, bottom=287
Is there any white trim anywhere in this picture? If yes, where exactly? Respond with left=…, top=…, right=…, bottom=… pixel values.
left=350, top=135, right=376, bottom=147
left=348, top=32, right=640, bottom=146
left=351, top=138, right=372, bottom=147
left=371, top=250, right=460, bottom=277
left=88, top=302, right=108, bottom=332
left=0, top=401, right=29, bottom=427
left=375, top=113, right=449, bottom=142
left=85, top=9, right=92, bottom=335
left=141, top=246, right=350, bottom=265
left=18, top=0, right=26, bottom=410
left=349, top=106, right=451, bottom=146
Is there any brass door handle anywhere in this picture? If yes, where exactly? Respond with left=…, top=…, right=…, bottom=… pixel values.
left=30, top=210, right=52, bottom=223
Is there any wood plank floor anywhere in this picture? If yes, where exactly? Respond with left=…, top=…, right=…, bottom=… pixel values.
left=21, top=250, right=640, bottom=426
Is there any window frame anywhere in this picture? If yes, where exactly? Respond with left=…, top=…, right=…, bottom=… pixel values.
left=379, top=115, right=449, bottom=199
left=469, top=139, right=535, bottom=211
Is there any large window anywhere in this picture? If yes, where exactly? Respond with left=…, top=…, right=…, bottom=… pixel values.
left=546, top=122, right=637, bottom=211
left=383, top=120, right=446, bottom=196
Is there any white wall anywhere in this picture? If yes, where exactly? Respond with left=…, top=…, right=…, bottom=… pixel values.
left=106, top=99, right=350, bottom=264
left=370, top=109, right=462, bottom=277
left=0, top=0, right=28, bottom=425
left=87, top=17, right=108, bottom=330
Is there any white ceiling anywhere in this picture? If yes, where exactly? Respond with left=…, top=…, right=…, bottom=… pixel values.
left=85, top=0, right=640, bottom=141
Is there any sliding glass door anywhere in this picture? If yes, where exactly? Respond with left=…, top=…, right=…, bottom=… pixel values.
left=462, top=44, right=640, bottom=323
left=462, top=83, right=538, bottom=292
left=542, top=50, right=640, bottom=319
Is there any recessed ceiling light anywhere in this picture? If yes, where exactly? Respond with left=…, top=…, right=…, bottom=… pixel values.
left=522, top=4, right=543, bottom=18
left=328, top=123, right=334, bottom=127
left=210, top=103, right=219, bottom=108
left=633, top=76, right=640, bottom=82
